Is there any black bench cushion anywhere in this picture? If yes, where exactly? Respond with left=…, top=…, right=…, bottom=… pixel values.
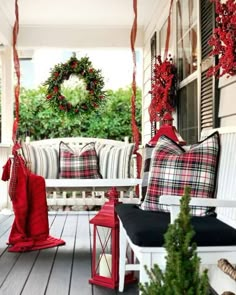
left=115, top=204, right=236, bottom=247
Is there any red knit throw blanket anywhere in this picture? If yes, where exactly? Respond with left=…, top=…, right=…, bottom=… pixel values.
left=2, top=147, right=65, bottom=252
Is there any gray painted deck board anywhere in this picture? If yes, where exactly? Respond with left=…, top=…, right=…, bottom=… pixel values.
left=46, top=214, right=77, bottom=295
left=70, top=213, right=93, bottom=295
left=21, top=215, right=60, bottom=295
left=0, top=215, right=9, bottom=224
left=0, top=217, right=13, bottom=256
left=0, top=212, right=138, bottom=295
left=0, top=251, right=39, bottom=294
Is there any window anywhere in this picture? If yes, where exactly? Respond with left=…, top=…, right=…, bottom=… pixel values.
left=177, top=0, right=198, bottom=144
left=177, top=80, right=198, bottom=144
left=176, top=0, right=218, bottom=144
left=177, top=0, right=198, bottom=81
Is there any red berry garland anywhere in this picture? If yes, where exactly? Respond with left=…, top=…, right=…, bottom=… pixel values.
left=148, top=55, right=177, bottom=122
left=207, top=0, right=236, bottom=78
left=44, top=56, right=106, bottom=116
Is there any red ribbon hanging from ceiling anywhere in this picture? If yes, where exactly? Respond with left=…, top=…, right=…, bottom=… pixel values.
left=12, top=0, right=20, bottom=143
left=130, top=0, right=141, bottom=178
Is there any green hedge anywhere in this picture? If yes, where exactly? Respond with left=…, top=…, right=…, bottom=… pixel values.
left=18, top=86, right=141, bottom=141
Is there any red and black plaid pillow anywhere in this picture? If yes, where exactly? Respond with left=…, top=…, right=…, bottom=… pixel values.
left=141, top=132, right=220, bottom=216
left=59, top=142, right=102, bottom=179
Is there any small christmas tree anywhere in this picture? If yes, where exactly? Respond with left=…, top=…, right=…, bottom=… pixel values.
left=139, top=186, right=209, bottom=295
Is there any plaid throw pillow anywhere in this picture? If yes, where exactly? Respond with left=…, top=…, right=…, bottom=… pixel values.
left=141, top=132, right=220, bottom=216
left=59, top=142, right=102, bottom=179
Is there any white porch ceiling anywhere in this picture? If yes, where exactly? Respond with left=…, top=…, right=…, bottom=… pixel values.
left=1, top=0, right=157, bottom=28
left=0, top=0, right=159, bottom=48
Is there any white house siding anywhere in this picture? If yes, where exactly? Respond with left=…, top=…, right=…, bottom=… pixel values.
left=219, top=76, right=236, bottom=126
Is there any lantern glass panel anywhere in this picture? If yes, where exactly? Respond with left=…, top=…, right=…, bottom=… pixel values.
left=95, top=225, right=112, bottom=278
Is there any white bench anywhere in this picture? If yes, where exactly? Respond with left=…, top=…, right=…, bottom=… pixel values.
left=20, top=137, right=142, bottom=207
left=117, top=126, right=236, bottom=293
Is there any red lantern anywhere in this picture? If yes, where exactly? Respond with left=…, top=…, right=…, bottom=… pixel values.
left=149, top=112, right=186, bottom=146
left=89, top=187, right=135, bottom=289
left=89, top=187, right=120, bottom=288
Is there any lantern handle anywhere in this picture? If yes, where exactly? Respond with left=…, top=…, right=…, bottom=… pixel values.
left=106, top=187, right=119, bottom=201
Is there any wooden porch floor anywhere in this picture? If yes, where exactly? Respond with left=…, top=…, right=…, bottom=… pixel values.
left=0, top=212, right=138, bottom=295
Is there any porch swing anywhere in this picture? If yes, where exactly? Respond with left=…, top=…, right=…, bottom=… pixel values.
left=1, top=0, right=142, bottom=252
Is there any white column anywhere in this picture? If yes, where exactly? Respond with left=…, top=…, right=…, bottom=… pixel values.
left=0, top=46, right=13, bottom=210
left=0, top=144, right=12, bottom=210
left=1, top=46, right=14, bottom=144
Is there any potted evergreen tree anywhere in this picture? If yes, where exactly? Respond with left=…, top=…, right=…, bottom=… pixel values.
left=139, top=186, right=209, bottom=295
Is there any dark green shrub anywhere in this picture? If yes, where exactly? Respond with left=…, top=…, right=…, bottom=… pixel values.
left=18, top=86, right=141, bottom=141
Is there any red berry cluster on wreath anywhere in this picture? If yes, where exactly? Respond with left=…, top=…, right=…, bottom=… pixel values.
left=148, top=55, right=177, bottom=122
left=207, top=0, right=236, bottom=78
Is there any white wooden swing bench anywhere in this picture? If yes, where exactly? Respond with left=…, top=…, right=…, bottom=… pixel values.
left=116, top=126, right=236, bottom=294
left=20, top=137, right=142, bottom=208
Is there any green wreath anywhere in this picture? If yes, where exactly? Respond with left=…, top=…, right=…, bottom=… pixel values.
left=44, top=55, right=106, bottom=115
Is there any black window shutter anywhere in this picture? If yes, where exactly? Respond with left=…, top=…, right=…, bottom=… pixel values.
left=200, top=0, right=219, bottom=131
left=150, top=32, right=157, bottom=137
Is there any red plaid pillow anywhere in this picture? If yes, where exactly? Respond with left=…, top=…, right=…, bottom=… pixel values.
left=59, top=142, right=102, bottom=179
left=141, top=132, right=220, bottom=216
